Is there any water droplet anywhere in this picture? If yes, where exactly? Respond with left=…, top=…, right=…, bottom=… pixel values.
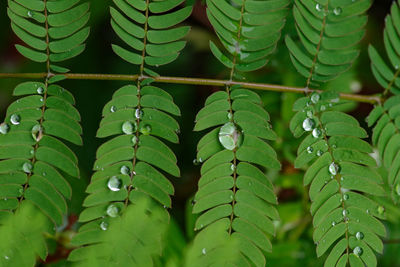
left=342, top=209, right=348, bottom=217
left=135, top=108, right=143, bottom=119
left=27, top=11, right=33, bottom=17
left=312, top=128, right=322, bottom=138
left=22, top=162, right=33, bottom=174
left=331, top=221, right=336, bottom=226
left=198, top=158, right=203, bottom=163
left=140, top=124, right=152, bottom=135
left=106, top=204, right=119, bottom=217
left=40, top=98, right=44, bottom=102
left=202, top=248, right=206, bottom=255
left=320, top=105, right=326, bottom=111
left=356, top=232, right=364, bottom=240
left=193, top=158, right=200, bottom=165
left=306, top=110, right=314, bottom=118
left=218, top=122, right=243, bottom=150
left=30, top=150, right=34, bottom=155
left=122, top=121, right=135, bottom=135
left=396, top=184, right=400, bottom=196
left=316, top=3, right=323, bottom=12
left=307, top=146, right=314, bottom=154
left=329, top=162, right=340, bottom=175
left=377, top=206, right=385, bottom=215
left=42, top=172, right=47, bottom=176
left=31, top=124, right=43, bottom=141
left=333, top=7, right=342, bottom=15
left=230, top=164, right=236, bottom=171
left=120, top=166, right=130, bottom=175
left=100, top=221, right=108, bottom=231
left=366, top=209, right=370, bottom=214
left=131, top=136, right=138, bottom=146
left=317, top=150, right=323, bottom=157
left=0, top=123, right=9, bottom=135
left=10, top=114, right=20, bottom=125
left=227, top=112, right=233, bottom=120
left=4, top=255, right=9, bottom=260
left=302, top=118, right=315, bottom=132
left=311, top=93, right=320, bottom=104
left=343, top=194, right=349, bottom=200
left=353, top=246, right=363, bottom=256
left=110, top=105, right=117, bottom=113
left=107, top=176, right=122, bottom=192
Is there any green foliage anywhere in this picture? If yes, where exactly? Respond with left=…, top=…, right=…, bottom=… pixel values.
left=207, top=0, right=290, bottom=73
left=68, top=197, right=168, bottom=266
left=285, top=0, right=372, bottom=86
left=1, top=0, right=400, bottom=266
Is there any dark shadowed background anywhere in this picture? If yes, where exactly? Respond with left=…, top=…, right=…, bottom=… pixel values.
left=1, top=0, right=399, bottom=266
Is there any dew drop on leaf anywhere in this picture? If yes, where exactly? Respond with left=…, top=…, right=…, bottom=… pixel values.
left=307, top=146, right=314, bottom=154
left=333, top=7, right=342, bottom=15
left=4, top=255, right=9, bottom=260
left=218, top=122, right=243, bottom=150
left=312, top=128, right=322, bottom=138
left=106, top=204, right=119, bottom=217
left=331, top=221, right=336, bottom=227
left=202, top=248, right=206, bottom=255
left=302, top=118, right=315, bottom=132
left=100, top=221, right=108, bottom=231
left=306, top=110, right=313, bottom=118
left=316, top=3, right=323, bottom=12
left=230, top=164, right=236, bottom=171
left=320, top=105, right=326, bottom=111
left=10, top=114, right=20, bottom=125
left=343, top=194, right=349, bottom=200
left=140, top=124, right=152, bottom=135
left=342, top=209, right=348, bottom=217
left=37, top=87, right=44, bottom=94
left=22, top=162, right=33, bottom=174
left=135, top=108, right=143, bottom=119
left=107, top=176, right=122, bottom=192
left=227, top=112, right=233, bottom=120
left=356, top=232, right=364, bottom=240
left=27, top=11, right=33, bottom=17
left=329, top=162, right=340, bottom=175
left=0, top=123, right=9, bottom=135
left=353, top=246, right=363, bottom=256
left=131, top=136, right=138, bottom=145
left=316, top=150, right=323, bottom=157
left=110, top=105, right=117, bottom=113
left=311, top=93, right=320, bottom=104
left=120, top=166, right=130, bottom=175
left=122, top=121, right=135, bottom=135
left=31, top=124, right=43, bottom=141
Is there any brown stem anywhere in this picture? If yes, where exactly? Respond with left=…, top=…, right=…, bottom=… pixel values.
left=0, top=73, right=382, bottom=104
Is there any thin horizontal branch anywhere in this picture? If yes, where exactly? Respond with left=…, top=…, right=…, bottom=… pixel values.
left=0, top=72, right=382, bottom=104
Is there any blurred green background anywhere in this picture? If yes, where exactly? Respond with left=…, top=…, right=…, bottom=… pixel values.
left=1, top=0, right=399, bottom=266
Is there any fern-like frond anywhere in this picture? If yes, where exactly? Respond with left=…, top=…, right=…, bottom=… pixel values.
left=285, top=0, right=372, bottom=86
left=8, top=0, right=90, bottom=74
left=290, top=91, right=386, bottom=267
left=192, top=86, right=280, bottom=267
left=367, top=95, right=400, bottom=203
left=68, top=197, right=168, bottom=266
left=69, top=1, right=189, bottom=264
left=0, top=202, right=52, bottom=266
left=369, top=0, right=400, bottom=95
left=110, top=0, right=192, bottom=68
left=207, top=0, right=290, bottom=73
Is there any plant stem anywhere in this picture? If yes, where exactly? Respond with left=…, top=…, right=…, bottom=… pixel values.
left=0, top=72, right=382, bottom=104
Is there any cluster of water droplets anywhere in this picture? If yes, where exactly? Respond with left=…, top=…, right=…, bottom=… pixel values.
left=218, top=122, right=243, bottom=151
left=315, top=3, right=343, bottom=16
